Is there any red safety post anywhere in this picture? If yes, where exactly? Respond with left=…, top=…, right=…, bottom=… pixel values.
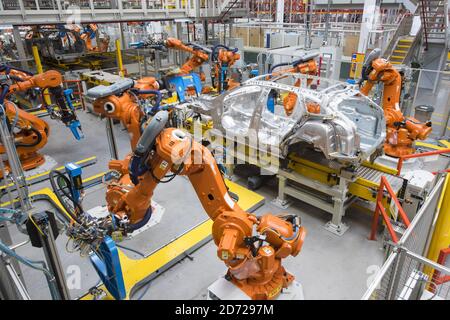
left=369, top=176, right=411, bottom=242
left=430, top=247, right=450, bottom=293
left=432, top=168, right=450, bottom=175
left=397, top=148, right=450, bottom=175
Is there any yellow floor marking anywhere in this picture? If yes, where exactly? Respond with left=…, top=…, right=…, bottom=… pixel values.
left=439, top=140, right=450, bottom=148
left=0, top=156, right=97, bottom=191
left=415, top=141, right=447, bottom=150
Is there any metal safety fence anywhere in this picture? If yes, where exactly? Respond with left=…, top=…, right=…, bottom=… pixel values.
left=363, top=175, right=450, bottom=300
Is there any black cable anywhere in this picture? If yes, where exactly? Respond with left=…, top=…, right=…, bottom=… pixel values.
left=269, top=61, right=293, bottom=74
left=131, top=279, right=153, bottom=300
left=15, top=126, right=42, bottom=147
left=49, top=169, right=83, bottom=224
left=116, top=244, right=145, bottom=258
left=148, top=135, right=193, bottom=183
left=149, top=162, right=184, bottom=184
left=8, top=75, right=25, bottom=83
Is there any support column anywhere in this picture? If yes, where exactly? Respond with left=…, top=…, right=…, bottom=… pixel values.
left=174, top=22, right=183, bottom=65
left=115, top=39, right=125, bottom=77
left=272, top=175, right=291, bottom=209
left=89, top=0, right=95, bottom=17
left=12, top=26, right=28, bottom=69
left=276, top=0, right=284, bottom=24
left=323, top=0, right=331, bottom=45
left=358, top=0, right=381, bottom=54
left=203, top=20, right=209, bottom=44
left=304, top=0, right=313, bottom=49
left=324, top=177, right=350, bottom=236
left=119, top=22, right=126, bottom=49
left=195, top=0, right=201, bottom=19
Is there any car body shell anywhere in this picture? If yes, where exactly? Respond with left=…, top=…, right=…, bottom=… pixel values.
left=184, top=74, right=386, bottom=168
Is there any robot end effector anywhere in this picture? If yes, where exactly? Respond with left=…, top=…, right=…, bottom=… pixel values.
left=48, top=85, right=84, bottom=140
left=4, top=68, right=84, bottom=140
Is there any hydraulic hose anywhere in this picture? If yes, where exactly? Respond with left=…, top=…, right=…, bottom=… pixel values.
left=211, top=44, right=238, bottom=61
left=115, top=244, right=145, bottom=257
left=0, top=241, right=54, bottom=280
left=49, top=169, right=83, bottom=224
left=127, top=207, right=152, bottom=232
left=0, top=208, right=24, bottom=225
left=129, top=111, right=169, bottom=185
left=134, top=110, right=169, bottom=157
left=0, top=98, right=42, bottom=148
left=0, top=84, right=10, bottom=104
left=0, top=99, right=20, bottom=131
left=9, top=75, right=26, bottom=83
left=15, top=126, right=43, bottom=148
left=130, top=89, right=162, bottom=114
left=0, top=64, right=34, bottom=77
left=269, top=56, right=313, bottom=74
left=269, top=61, right=293, bottom=74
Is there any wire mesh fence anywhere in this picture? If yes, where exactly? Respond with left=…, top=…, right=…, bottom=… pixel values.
left=363, top=175, right=450, bottom=300
left=394, top=251, right=450, bottom=300
left=401, top=175, right=445, bottom=256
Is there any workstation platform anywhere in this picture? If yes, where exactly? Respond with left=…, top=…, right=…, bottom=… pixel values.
left=273, top=152, right=407, bottom=236
left=2, top=111, right=389, bottom=300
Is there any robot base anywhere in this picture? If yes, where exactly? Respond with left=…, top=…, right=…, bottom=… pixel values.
left=207, top=276, right=304, bottom=300
left=0, top=153, right=51, bottom=179
left=87, top=200, right=165, bottom=239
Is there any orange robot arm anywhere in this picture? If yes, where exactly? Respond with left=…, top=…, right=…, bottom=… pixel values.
left=103, top=112, right=306, bottom=300
left=360, top=58, right=404, bottom=125
left=0, top=71, right=59, bottom=174
left=0, top=100, right=49, bottom=163
left=4, top=68, right=34, bottom=82
left=92, top=77, right=161, bottom=151
left=269, top=57, right=319, bottom=115
left=78, top=24, right=104, bottom=52
left=93, top=93, right=143, bottom=151
left=210, top=47, right=241, bottom=92
left=217, top=49, right=240, bottom=68
left=359, top=50, right=432, bottom=157
left=165, top=38, right=210, bottom=75
left=7, top=70, right=63, bottom=94
left=8, top=70, right=82, bottom=129
left=1, top=68, right=83, bottom=175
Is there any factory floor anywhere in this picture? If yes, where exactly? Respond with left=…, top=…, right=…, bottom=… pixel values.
left=2, top=110, right=446, bottom=300
left=414, top=70, right=450, bottom=138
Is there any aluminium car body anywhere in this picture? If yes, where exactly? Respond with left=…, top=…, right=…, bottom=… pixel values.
left=183, top=74, right=386, bottom=169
